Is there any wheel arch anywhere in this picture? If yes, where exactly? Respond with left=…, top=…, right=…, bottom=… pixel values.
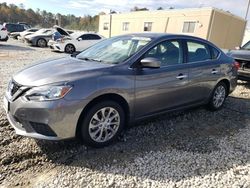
left=75, top=93, right=130, bottom=138
left=217, top=79, right=230, bottom=96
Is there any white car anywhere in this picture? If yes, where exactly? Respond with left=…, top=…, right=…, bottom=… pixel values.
left=49, top=33, right=104, bottom=53
left=0, top=24, right=8, bottom=41
left=17, top=28, right=39, bottom=41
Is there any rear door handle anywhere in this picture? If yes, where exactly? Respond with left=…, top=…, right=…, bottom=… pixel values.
left=211, top=69, right=218, bottom=74
left=176, top=74, right=188, bottom=80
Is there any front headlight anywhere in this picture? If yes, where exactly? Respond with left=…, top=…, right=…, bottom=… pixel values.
left=25, top=85, right=72, bottom=101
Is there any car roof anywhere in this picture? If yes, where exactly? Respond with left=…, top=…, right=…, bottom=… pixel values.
left=118, top=33, right=218, bottom=49
left=70, top=32, right=100, bottom=38
left=119, top=33, right=209, bottom=42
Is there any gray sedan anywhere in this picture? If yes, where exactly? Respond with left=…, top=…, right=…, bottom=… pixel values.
left=3, top=33, right=238, bottom=147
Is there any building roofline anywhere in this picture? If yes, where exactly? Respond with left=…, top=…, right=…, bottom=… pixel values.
left=104, top=7, right=245, bottom=22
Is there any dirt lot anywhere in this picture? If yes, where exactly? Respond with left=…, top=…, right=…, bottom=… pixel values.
left=0, top=39, right=250, bottom=188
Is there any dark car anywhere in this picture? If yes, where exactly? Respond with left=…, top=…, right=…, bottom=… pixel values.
left=24, top=26, right=70, bottom=47
left=227, top=41, right=250, bottom=81
left=3, top=33, right=238, bottom=148
left=3, top=23, right=30, bottom=33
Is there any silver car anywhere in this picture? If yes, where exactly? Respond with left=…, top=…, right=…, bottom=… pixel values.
left=3, top=33, right=238, bottom=147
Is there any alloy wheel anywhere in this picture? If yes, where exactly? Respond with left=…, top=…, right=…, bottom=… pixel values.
left=88, top=107, right=120, bottom=143
left=37, top=39, right=46, bottom=47
left=65, top=44, right=75, bottom=54
left=212, top=85, right=226, bottom=108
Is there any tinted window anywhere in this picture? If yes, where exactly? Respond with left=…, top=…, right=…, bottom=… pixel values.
left=81, top=34, right=101, bottom=40
left=211, top=47, right=220, bottom=59
left=144, top=40, right=183, bottom=66
left=187, top=41, right=211, bottom=63
left=17, top=25, right=24, bottom=31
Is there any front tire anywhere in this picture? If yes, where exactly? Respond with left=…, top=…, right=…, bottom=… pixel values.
left=208, top=82, right=227, bottom=111
left=79, top=101, right=125, bottom=148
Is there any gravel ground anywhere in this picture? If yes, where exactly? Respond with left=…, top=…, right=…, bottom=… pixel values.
left=0, top=39, right=250, bottom=188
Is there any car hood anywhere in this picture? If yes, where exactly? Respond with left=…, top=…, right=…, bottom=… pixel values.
left=53, top=25, right=70, bottom=36
left=227, top=50, right=250, bottom=60
left=13, top=57, right=113, bottom=86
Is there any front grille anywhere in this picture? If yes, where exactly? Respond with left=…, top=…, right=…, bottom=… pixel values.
left=8, top=80, right=21, bottom=96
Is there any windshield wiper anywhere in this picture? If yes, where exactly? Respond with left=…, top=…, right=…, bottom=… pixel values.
left=78, top=57, right=103, bottom=62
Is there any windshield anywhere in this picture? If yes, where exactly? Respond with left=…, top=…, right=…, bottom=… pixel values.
left=242, top=41, right=250, bottom=50
left=70, top=32, right=83, bottom=39
left=76, top=36, right=151, bottom=64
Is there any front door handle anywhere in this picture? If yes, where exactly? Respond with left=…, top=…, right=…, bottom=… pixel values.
left=176, top=74, right=188, bottom=80
left=211, top=69, right=218, bottom=74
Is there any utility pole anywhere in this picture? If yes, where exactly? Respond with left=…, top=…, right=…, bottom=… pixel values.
left=245, top=0, right=250, bottom=20
left=109, top=9, right=112, bottom=38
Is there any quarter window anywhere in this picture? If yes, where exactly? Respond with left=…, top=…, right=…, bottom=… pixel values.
left=122, top=22, right=129, bottom=31
left=144, top=40, right=183, bottom=66
left=187, top=41, right=211, bottom=63
left=103, top=23, right=109, bottom=30
left=182, top=21, right=196, bottom=33
left=144, top=22, right=152, bottom=31
left=211, top=47, right=220, bottom=59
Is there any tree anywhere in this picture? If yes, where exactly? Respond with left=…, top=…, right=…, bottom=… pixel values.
left=131, top=6, right=149, bottom=11
left=19, top=3, right=25, bottom=9
left=157, top=7, right=164, bottom=10
left=0, top=3, right=100, bottom=31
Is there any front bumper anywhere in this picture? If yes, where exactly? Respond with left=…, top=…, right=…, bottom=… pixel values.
left=4, top=94, right=87, bottom=140
left=50, top=43, right=63, bottom=52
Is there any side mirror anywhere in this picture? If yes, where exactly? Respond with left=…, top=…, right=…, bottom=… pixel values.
left=140, top=57, right=160, bottom=69
left=235, top=46, right=241, bottom=50
left=77, top=38, right=82, bottom=41
left=71, top=51, right=80, bottom=57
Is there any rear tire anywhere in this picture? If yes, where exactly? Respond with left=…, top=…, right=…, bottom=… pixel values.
left=208, top=82, right=227, bottom=111
left=37, top=38, right=47, bottom=47
left=65, top=44, right=75, bottom=54
left=78, top=101, right=125, bottom=148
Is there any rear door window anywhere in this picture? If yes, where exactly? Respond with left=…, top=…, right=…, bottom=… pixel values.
left=81, top=34, right=101, bottom=40
left=187, top=41, right=212, bottom=63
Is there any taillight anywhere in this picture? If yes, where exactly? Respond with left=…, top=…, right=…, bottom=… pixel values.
left=233, top=61, right=240, bottom=70
left=1, top=27, right=7, bottom=31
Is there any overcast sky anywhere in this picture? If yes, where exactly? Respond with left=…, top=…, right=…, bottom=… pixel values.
left=1, top=0, right=249, bottom=20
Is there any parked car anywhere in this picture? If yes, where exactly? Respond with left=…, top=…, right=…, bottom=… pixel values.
left=10, top=28, right=39, bottom=40
left=3, top=23, right=30, bottom=33
left=17, top=28, right=39, bottom=41
left=3, top=33, right=238, bottom=147
left=0, top=24, right=8, bottom=41
left=227, top=41, right=250, bottom=81
left=49, top=33, right=104, bottom=53
left=24, top=26, right=70, bottom=47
